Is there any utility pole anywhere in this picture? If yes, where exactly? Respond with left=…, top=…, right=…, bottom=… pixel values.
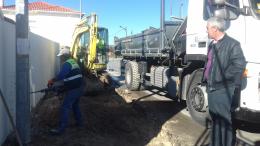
left=160, top=0, right=165, bottom=50
left=120, top=25, right=127, bottom=37
left=15, top=0, right=30, bottom=145
left=180, top=2, right=183, bottom=18
left=0, top=0, right=4, bottom=7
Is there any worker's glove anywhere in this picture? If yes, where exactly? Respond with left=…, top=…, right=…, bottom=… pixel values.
left=47, top=79, right=54, bottom=88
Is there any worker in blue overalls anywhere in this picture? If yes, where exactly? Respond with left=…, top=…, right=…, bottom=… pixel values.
left=48, top=46, right=83, bottom=135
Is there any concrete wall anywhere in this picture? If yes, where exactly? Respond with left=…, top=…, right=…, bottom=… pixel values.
left=0, top=16, right=59, bottom=144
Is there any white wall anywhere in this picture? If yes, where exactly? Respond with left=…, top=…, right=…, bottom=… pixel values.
left=4, top=13, right=80, bottom=47
left=0, top=16, right=60, bottom=145
left=29, top=33, right=59, bottom=107
left=29, top=15, right=80, bottom=47
left=0, top=16, right=16, bottom=146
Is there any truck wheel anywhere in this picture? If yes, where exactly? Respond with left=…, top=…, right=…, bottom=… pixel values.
left=125, top=61, right=140, bottom=90
left=186, top=69, right=211, bottom=127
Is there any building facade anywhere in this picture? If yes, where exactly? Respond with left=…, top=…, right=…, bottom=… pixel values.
left=1, top=1, right=81, bottom=46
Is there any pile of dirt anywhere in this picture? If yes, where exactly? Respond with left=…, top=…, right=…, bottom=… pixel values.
left=3, top=77, right=179, bottom=146
left=9, top=80, right=157, bottom=146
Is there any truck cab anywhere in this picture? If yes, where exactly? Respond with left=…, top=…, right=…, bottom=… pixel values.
left=186, top=0, right=260, bottom=124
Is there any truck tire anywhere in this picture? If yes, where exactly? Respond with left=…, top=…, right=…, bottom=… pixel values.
left=125, top=61, right=141, bottom=90
left=186, top=69, right=211, bottom=127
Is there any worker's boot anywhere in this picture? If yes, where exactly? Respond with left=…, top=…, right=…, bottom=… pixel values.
left=76, top=121, right=83, bottom=128
left=49, top=127, right=65, bottom=135
left=49, top=124, right=65, bottom=135
left=49, top=128, right=63, bottom=135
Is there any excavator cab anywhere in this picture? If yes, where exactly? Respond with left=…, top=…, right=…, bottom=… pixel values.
left=96, top=28, right=108, bottom=65
left=70, top=13, right=108, bottom=75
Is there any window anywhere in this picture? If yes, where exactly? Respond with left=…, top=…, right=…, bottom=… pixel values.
left=203, top=0, right=240, bottom=20
left=76, top=32, right=90, bottom=68
left=97, top=28, right=109, bottom=64
left=80, top=32, right=90, bottom=54
left=250, top=0, right=260, bottom=19
left=98, top=28, right=109, bottom=45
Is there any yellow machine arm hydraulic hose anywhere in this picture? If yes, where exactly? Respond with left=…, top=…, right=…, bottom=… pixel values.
left=87, top=14, right=98, bottom=71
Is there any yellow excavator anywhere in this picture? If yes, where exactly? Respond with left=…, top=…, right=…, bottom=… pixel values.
left=31, top=14, right=110, bottom=96
left=70, top=13, right=110, bottom=92
left=70, top=13, right=108, bottom=75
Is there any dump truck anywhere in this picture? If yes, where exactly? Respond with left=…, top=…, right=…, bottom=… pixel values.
left=70, top=13, right=109, bottom=75
left=114, top=0, right=260, bottom=127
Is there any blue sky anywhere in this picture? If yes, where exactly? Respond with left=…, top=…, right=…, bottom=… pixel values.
left=4, top=0, right=188, bottom=45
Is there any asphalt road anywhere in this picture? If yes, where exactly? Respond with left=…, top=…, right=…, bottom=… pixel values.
left=115, top=85, right=260, bottom=146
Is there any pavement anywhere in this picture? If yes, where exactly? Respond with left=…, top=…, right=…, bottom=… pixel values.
left=106, top=58, right=260, bottom=146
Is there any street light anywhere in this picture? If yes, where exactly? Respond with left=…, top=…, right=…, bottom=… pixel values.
left=170, top=16, right=184, bottom=21
left=120, top=25, right=127, bottom=37
left=180, top=2, right=183, bottom=18
left=79, top=0, right=82, bottom=18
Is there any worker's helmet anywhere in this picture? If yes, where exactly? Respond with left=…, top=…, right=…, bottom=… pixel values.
left=57, top=46, right=70, bottom=56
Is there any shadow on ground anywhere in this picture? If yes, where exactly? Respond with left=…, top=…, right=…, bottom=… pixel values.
left=3, top=77, right=259, bottom=146
left=3, top=83, right=186, bottom=146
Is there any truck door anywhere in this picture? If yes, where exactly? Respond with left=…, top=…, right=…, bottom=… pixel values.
left=186, top=0, right=208, bottom=58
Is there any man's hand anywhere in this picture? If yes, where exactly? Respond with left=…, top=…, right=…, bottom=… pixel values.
left=47, top=79, right=54, bottom=88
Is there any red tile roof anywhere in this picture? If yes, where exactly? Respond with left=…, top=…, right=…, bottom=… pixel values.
left=1, top=1, right=80, bottom=13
